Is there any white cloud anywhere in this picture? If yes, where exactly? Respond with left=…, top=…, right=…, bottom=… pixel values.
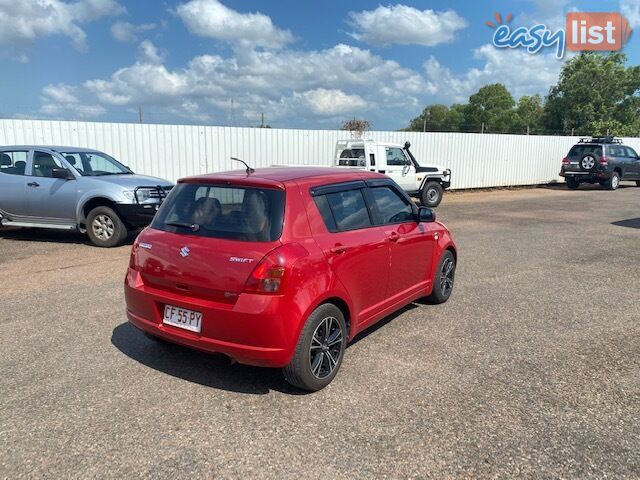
left=176, top=0, right=294, bottom=49
left=42, top=84, right=79, bottom=104
left=297, top=88, right=366, bottom=116
left=137, top=39, right=164, bottom=64
left=40, top=83, right=105, bottom=118
left=76, top=42, right=427, bottom=127
left=424, top=44, right=566, bottom=104
left=0, top=0, right=124, bottom=57
left=621, top=0, right=640, bottom=28
left=110, top=21, right=156, bottom=43
left=348, top=4, right=467, bottom=46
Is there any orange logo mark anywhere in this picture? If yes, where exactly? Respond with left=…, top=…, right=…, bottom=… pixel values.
left=566, top=12, right=632, bottom=51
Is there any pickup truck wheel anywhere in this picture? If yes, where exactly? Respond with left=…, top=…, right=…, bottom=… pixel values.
left=420, top=181, right=444, bottom=208
left=603, top=172, right=620, bottom=191
left=283, top=303, right=347, bottom=392
left=425, top=250, right=455, bottom=304
left=566, top=177, right=580, bottom=189
left=86, top=206, right=128, bottom=247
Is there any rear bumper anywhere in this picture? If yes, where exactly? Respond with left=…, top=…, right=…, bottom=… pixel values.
left=560, top=166, right=611, bottom=181
left=124, top=268, right=298, bottom=367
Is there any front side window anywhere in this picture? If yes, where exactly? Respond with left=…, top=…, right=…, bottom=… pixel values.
left=370, top=186, right=415, bottom=224
left=59, top=151, right=130, bottom=176
left=386, top=147, right=407, bottom=166
left=0, top=151, right=28, bottom=176
left=314, top=188, right=372, bottom=232
left=624, top=146, right=638, bottom=158
left=32, top=152, right=64, bottom=178
left=153, top=184, right=285, bottom=242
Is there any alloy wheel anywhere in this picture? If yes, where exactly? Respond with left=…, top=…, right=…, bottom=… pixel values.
left=309, top=316, right=343, bottom=379
left=440, top=257, right=455, bottom=296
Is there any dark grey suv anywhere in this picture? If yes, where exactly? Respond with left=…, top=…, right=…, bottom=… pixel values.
left=560, top=137, right=640, bottom=190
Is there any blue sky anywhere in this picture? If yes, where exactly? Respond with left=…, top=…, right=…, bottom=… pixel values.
left=0, top=0, right=638, bottom=130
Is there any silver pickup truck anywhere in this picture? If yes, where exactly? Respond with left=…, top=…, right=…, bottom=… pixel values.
left=0, top=146, right=173, bottom=247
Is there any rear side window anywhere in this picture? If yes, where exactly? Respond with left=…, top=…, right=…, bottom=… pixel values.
left=0, top=151, right=28, bottom=176
left=152, top=184, right=285, bottom=242
left=313, top=189, right=372, bottom=232
left=568, top=145, right=602, bottom=158
left=370, top=186, right=415, bottom=224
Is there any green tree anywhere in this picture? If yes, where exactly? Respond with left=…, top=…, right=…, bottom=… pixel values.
left=516, top=94, right=544, bottom=133
left=466, top=83, right=515, bottom=132
left=543, top=52, right=640, bottom=136
left=407, top=104, right=450, bottom=131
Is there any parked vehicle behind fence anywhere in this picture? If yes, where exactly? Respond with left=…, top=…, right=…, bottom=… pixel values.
left=0, top=146, right=174, bottom=247
left=334, top=139, right=451, bottom=207
left=560, top=137, right=640, bottom=190
left=125, top=167, right=457, bottom=391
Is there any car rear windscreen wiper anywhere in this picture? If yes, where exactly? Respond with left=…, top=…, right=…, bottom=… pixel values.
left=165, top=221, right=200, bottom=232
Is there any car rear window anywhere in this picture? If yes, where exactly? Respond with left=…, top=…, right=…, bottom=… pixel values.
left=568, top=145, right=602, bottom=157
left=152, top=184, right=285, bottom=242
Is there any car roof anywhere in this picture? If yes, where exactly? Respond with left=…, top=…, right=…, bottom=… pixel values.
left=179, top=167, right=385, bottom=188
left=0, top=145, right=103, bottom=153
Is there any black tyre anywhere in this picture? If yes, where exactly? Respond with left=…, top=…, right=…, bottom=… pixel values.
left=566, top=177, right=580, bottom=190
left=86, top=206, right=128, bottom=247
left=579, top=153, right=598, bottom=171
left=283, top=303, right=347, bottom=392
left=603, top=172, right=620, bottom=191
left=420, top=181, right=444, bottom=208
left=425, top=250, right=456, bottom=304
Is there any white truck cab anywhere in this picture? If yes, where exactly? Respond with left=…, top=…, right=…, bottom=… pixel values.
left=334, top=139, right=451, bottom=207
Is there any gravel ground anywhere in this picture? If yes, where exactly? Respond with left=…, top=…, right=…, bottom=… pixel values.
left=1, top=183, right=639, bottom=479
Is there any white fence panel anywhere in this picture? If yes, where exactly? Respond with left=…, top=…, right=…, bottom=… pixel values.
left=1, top=119, right=638, bottom=189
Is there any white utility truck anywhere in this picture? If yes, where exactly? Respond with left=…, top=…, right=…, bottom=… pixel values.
left=333, top=139, right=451, bottom=207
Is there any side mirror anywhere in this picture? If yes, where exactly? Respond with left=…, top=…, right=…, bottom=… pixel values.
left=418, top=206, right=436, bottom=223
left=52, top=168, right=74, bottom=180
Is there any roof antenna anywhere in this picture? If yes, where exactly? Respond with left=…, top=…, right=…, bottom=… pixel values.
left=231, top=157, right=254, bottom=174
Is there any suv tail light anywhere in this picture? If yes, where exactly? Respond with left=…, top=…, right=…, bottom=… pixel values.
left=562, top=156, right=569, bottom=165
left=600, top=156, right=609, bottom=166
left=244, top=243, right=308, bottom=294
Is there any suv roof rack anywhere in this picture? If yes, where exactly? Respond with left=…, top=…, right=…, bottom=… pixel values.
left=578, top=136, right=622, bottom=144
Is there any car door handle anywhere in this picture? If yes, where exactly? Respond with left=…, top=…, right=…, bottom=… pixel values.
left=330, top=245, right=348, bottom=254
left=27, top=182, right=40, bottom=188
left=388, top=232, right=400, bottom=242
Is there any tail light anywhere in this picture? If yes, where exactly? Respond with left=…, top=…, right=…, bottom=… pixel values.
left=562, top=156, right=569, bottom=165
left=600, top=156, right=609, bottom=166
left=244, top=243, right=308, bottom=294
left=129, top=238, right=141, bottom=271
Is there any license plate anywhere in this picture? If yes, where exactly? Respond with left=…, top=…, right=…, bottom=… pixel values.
left=163, top=305, right=202, bottom=333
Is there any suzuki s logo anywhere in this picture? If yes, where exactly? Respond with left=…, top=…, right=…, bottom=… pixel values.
left=229, top=256, right=254, bottom=263
left=179, top=246, right=190, bottom=258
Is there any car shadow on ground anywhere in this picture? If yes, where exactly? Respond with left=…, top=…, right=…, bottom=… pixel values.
left=537, top=182, right=636, bottom=191
left=0, top=227, right=137, bottom=245
left=611, top=217, right=640, bottom=229
left=111, top=322, right=303, bottom=395
left=111, top=303, right=419, bottom=395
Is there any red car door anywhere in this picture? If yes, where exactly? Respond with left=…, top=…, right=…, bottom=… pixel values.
left=367, top=182, right=435, bottom=299
left=306, top=181, right=390, bottom=321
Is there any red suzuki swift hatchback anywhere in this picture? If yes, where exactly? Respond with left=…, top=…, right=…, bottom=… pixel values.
left=125, top=167, right=457, bottom=391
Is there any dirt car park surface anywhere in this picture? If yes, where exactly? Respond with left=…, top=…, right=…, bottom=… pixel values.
left=1, top=183, right=639, bottom=478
